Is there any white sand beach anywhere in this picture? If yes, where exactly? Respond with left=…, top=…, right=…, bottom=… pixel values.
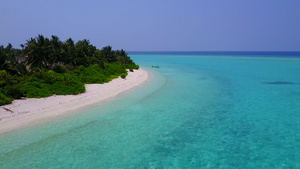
left=0, top=68, right=149, bottom=134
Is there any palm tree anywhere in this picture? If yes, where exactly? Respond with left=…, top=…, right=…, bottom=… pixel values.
left=0, top=44, right=20, bottom=75
left=64, top=38, right=76, bottom=65
left=49, top=35, right=66, bottom=65
left=73, top=39, right=96, bottom=66
left=116, top=49, right=133, bottom=64
left=101, top=46, right=117, bottom=63
left=24, top=35, right=51, bottom=69
left=20, top=44, right=24, bottom=50
left=0, top=45, right=8, bottom=70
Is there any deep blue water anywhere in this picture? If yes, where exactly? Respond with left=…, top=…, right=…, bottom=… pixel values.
left=0, top=52, right=300, bottom=168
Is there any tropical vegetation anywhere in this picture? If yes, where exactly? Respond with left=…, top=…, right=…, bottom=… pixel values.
left=0, top=35, right=139, bottom=105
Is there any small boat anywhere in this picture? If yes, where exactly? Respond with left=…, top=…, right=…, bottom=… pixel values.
left=152, top=66, right=160, bottom=68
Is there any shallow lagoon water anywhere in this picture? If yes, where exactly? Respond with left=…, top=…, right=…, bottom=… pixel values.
left=1, top=53, right=300, bottom=168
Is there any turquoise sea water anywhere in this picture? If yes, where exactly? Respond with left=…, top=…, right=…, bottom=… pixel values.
left=1, top=52, right=300, bottom=168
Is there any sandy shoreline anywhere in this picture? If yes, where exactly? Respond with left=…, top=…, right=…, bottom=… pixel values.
left=0, top=68, right=149, bottom=134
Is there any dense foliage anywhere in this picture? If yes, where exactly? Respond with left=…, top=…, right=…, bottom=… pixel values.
left=0, top=35, right=139, bottom=105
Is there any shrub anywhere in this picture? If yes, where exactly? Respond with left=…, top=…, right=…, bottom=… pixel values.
left=124, top=63, right=139, bottom=70
left=87, top=56, right=101, bottom=65
left=0, top=92, right=12, bottom=105
left=0, top=70, right=8, bottom=86
left=76, top=63, right=129, bottom=83
left=129, top=69, right=133, bottom=72
left=103, top=63, right=127, bottom=76
left=51, top=73, right=85, bottom=95
left=53, top=64, right=68, bottom=73
left=5, top=85, right=23, bottom=99
left=121, top=73, right=127, bottom=79
left=18, top=72, right=85, bottom=98
left=78, top=64, right=107, bottom=84
left=65, top=64, right=75, bottom=71
left=18, top=81, right=52, bottom=98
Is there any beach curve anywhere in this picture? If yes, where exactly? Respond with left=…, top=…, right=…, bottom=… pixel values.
left=0, top=68, right=149, bottom=134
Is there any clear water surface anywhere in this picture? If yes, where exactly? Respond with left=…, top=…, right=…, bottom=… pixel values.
left=0, top=52, right=300, bottom=168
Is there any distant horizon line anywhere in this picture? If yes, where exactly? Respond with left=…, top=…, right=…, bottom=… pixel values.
left=128, top=50, right=300, bottom=52
left=127, top=51, right=300, bottom=57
